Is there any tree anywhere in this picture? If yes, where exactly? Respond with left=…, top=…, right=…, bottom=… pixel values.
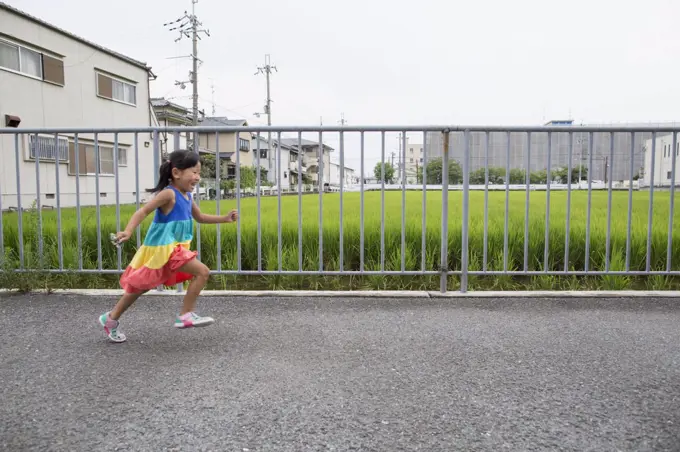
left=509, top=168, right=526, bottom=184
left=374, top=162, right=396, bottom=183
left=554, top=165, right=587, bottom=184
left=469, top=166, right=506, bottom=185
left=416, top=158, right=463, bottom=185
left=199, top=154, right=216, bottom=179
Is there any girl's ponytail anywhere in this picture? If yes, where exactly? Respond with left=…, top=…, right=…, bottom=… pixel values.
left=147, top=160, right=173, bottom=193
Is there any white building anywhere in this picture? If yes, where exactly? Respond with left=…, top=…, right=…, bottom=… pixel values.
left=0, top=2, right=156, bottom=209
left=329, top=162, right=357, bottom=188
left=642, top=133, right=680, bottom=187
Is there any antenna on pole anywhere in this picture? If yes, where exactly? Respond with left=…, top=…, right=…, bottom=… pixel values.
left=164, top=0, right=210, bottom=153
left=338, top=113, right=347, bottom=126
left=211, top=80, right=216, bottom=116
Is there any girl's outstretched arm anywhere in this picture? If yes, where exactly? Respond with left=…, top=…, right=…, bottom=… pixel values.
left=115, top=189, right=174, bottom=243
left=191, top=202, right=238, bottom=224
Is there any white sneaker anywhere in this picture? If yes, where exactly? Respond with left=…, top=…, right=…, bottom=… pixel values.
left=174, top=312, right=215, bottom=329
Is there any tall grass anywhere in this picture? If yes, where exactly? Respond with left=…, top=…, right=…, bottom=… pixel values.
left=1, top=190, right=679, bottom=291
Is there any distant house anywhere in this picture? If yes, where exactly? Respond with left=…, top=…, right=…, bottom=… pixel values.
left=0, top=1, right=156, bottom=208
left=150, top=97, right=191, bottom=156
left=279, top=138, right=333, bottom=188
left=197, top=116, right=252, bottom=166
left=252, top=135, right=309, bottom=191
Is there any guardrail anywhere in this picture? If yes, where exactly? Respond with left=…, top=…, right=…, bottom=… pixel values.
left=0, top=125, right=678, bottom=293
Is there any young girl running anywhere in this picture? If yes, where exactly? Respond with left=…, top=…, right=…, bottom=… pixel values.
left=99, top=149, right=238, bottom=343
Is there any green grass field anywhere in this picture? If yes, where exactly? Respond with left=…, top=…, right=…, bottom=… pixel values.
left=1, top=190, right=680, bottom=291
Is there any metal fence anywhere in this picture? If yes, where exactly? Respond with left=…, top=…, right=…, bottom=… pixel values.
left=1, top=125, right=679, bottom=293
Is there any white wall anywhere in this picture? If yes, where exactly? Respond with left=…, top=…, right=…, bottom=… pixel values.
left=643, top=134, right=680, bottom=187
left=0, top=8, right=153, bottom=209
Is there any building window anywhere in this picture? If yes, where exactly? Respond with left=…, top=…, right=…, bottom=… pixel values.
left=96, top=72, right=137, bottom=105
left=68, top=142, right=128, bottom=175
left=668, top=171, right=673, bottom=180
left=0, top=38, right=64, bottom=85
left=28, top=135, right=69, bottom=161
left=239, top=138, right=250, bottom=151
left=258, top=150, right=267, bottom=159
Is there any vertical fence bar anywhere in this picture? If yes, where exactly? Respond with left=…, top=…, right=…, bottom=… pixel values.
left=523, top=132, right=531, bottom=272
left=215, top=132, right=222, bottom=272
left=114, top=133, right=122, bottom=271
left=461, top=130, right=470, bottom=293
left=585, top=132, right=594, bottom=272
left=625, top=132, right=635, bottom=271
left=646, top=133, right=657, bottom=273
left=75, top=134, right=82, bottom=269
left=54, top=133, right=63, bottom=270
left=544, top=132, right=552, bottom=272
left=298, top=132, right=303, bottom=272
left=360, top=132, right=365, bottom=272
left=174, top=131, right=182, bottom=297
left=483, top=132, right=489, bottom=272
left=94, top=134, right=101, bottom=270
left=236, top=132, right=242, bottom=273
left=380, top=131, right=385, bottom=271
left=256, top=133, right=262, bottom=272
left=564, top=132, right=574, bottom=272
left=152, top=131, right=161, bottom=290
left=440, top=130, right=450, bottom=293
left=153, top=131, right=160, bottom=184
left=421, top=131, right=427, bottom=273
left=605, top=132, right=615, bottom=272
left=667, top=132, right=677, bottom=272
left=340, top=130, right=345, bottom=272
left=318, top=131, right=324, bottom=272
left=34, top=133, right=44, bottom=265
left=503, top=132, right=510, bottom=272
left=14, top=134, right=24, bottom=269
left=174, top=133, right=184, bottom=297
left=277, top=132, right=283, bottom=272
left=134, top=133, right=140, bottom=249
left=401, top=132, right=406, bottom=272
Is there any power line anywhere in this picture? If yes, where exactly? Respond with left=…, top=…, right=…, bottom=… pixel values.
left=164, top=0, right=210, bottom=152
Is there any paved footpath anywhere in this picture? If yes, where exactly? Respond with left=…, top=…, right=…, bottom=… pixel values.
left=1, top=293, right=679, bottom=451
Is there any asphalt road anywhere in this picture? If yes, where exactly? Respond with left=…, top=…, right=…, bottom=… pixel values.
left=1, top=294, right=679, bottom=451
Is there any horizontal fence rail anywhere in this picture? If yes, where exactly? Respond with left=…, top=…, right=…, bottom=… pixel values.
left=1, top=125, right=679, bottom=293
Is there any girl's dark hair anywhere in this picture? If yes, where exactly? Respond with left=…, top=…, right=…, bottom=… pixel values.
left=148, top=149, right=200, bottom=193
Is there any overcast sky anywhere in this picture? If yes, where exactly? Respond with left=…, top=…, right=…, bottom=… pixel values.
left=10, top=0, right=680, bottom=174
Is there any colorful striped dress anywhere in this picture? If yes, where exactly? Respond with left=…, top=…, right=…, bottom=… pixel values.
left=120, top=185, right=198, bottom=293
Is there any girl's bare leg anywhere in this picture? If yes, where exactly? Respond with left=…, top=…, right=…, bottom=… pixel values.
left=176, top=259, right=210, bottom=315
left=110, top=290, right=148, bottom=320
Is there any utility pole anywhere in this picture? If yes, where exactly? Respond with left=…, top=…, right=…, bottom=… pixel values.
left=164, top=0, right=210, bottom=153
left=604, top=155, right=609, bottom=184
left=255, top=54, right=277, bottom=185
left=339, top=113, right=347, bottom=126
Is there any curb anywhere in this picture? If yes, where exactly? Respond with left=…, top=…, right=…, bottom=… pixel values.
left=2, top=289, right=680, bottom=298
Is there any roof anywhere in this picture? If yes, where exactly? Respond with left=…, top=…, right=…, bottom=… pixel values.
left=0, top=2, right=151, bottom=72
left=251, top=135, right=298, bottom=152
left=280, top=138, right=334, bottom=151
left=199, top=116, right=248, bottom=127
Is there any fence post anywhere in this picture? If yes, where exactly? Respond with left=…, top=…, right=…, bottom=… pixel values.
left=460, top=129, right=470, bottom=293
left=440, top=129, right=450, bottom=293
